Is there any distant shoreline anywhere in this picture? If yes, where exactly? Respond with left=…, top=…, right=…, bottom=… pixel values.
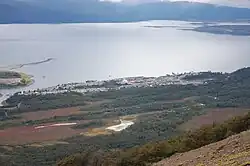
left=182, top=24, right=250, bottom=36
left=143, top=23, right=250, bottom=36
left=0, top=58, right=54, bottom=70
left=0, top=58, right=53, bottom=90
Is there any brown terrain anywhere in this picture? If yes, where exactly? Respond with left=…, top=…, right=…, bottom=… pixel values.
left=154, top=130, right=250, bottom=166
left=0, top=107, right=85, bottom=145
left=1, top=106, right=249, bottom=145
left=20, top=107, right=81, bottom=121
left=0, top=96, right=249, bottom=148
left=0, top=101, right=118, bottom=145
left=0, top=119, right=120, bottom=145
left=0, top=122, right=86, bottom=145
left=17, top=100, right=111, bottom=121
left=180, top=108, right=250, bottom=131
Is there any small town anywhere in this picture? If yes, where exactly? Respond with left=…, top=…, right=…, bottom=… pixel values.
left=15, top=72, right=213, bottom=96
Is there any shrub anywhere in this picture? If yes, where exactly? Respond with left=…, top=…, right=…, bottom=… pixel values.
left=57, top=112, right=250, bottom=166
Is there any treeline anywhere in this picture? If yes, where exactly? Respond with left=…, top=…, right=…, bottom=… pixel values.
left=94, top=67, right=250, bottom=109
left=5, top=92, right=89, bottom=113
left=182, top=71, right=226, bottom=81
left=57, top=112, right=250, bottom=166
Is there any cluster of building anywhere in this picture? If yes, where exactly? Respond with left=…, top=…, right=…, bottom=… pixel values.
left=15, top=72, right=210, bottom=97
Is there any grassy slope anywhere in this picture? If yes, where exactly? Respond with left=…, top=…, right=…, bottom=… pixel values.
left=154, top=130, right=250, bottom=166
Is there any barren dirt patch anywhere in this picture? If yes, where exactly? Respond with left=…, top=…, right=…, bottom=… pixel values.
left=81, top=128, right=111, bottom=137
left=0, top=121, right=89, bottom=145
left=154, top=130, right=250, bottom=166
left=180, top=108, right=250, bottom=131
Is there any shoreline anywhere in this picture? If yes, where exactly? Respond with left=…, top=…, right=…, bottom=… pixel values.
left=0, top=58, right=54, bottom=70
left=0, top=71, right=211, bottom=107
left=1, top=70, right=227, bottom=95
left=0, top=71, right=34, bottom=106
left=0, top=67, right=248, bottom=107
left=0, top=19, right=250, bottom=25
left=0, top=71, right=34, bottom=90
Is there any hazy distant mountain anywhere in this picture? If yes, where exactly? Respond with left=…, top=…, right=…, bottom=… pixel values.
left=119, top=0, right=163, bottom=5
left=121, top=0, right=250, bottom=8
left=1, top=0, right=250, bottom=23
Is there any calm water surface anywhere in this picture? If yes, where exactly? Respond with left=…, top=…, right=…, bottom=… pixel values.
left=0, top=21, right=250, bottom=94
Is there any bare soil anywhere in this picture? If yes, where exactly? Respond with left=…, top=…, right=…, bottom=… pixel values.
left=0, top=121, right=88, bottom=145
left=0, top=100, right=115, bottom=145
left=154, top=130, right=250, bottom=166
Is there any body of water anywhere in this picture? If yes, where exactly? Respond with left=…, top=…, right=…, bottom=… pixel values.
left=0, top=21, right=250, bottom=95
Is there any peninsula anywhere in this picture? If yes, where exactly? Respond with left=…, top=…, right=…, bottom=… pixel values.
left=0, top=70, right=33, bottom=89
left=0, top=58, right=54, bottom=70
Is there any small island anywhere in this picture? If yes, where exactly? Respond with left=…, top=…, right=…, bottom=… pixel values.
left=0, top=70, right=33, bottom=89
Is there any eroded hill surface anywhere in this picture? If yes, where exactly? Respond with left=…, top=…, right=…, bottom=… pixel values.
left=154, top=130, right=250, bottom=166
